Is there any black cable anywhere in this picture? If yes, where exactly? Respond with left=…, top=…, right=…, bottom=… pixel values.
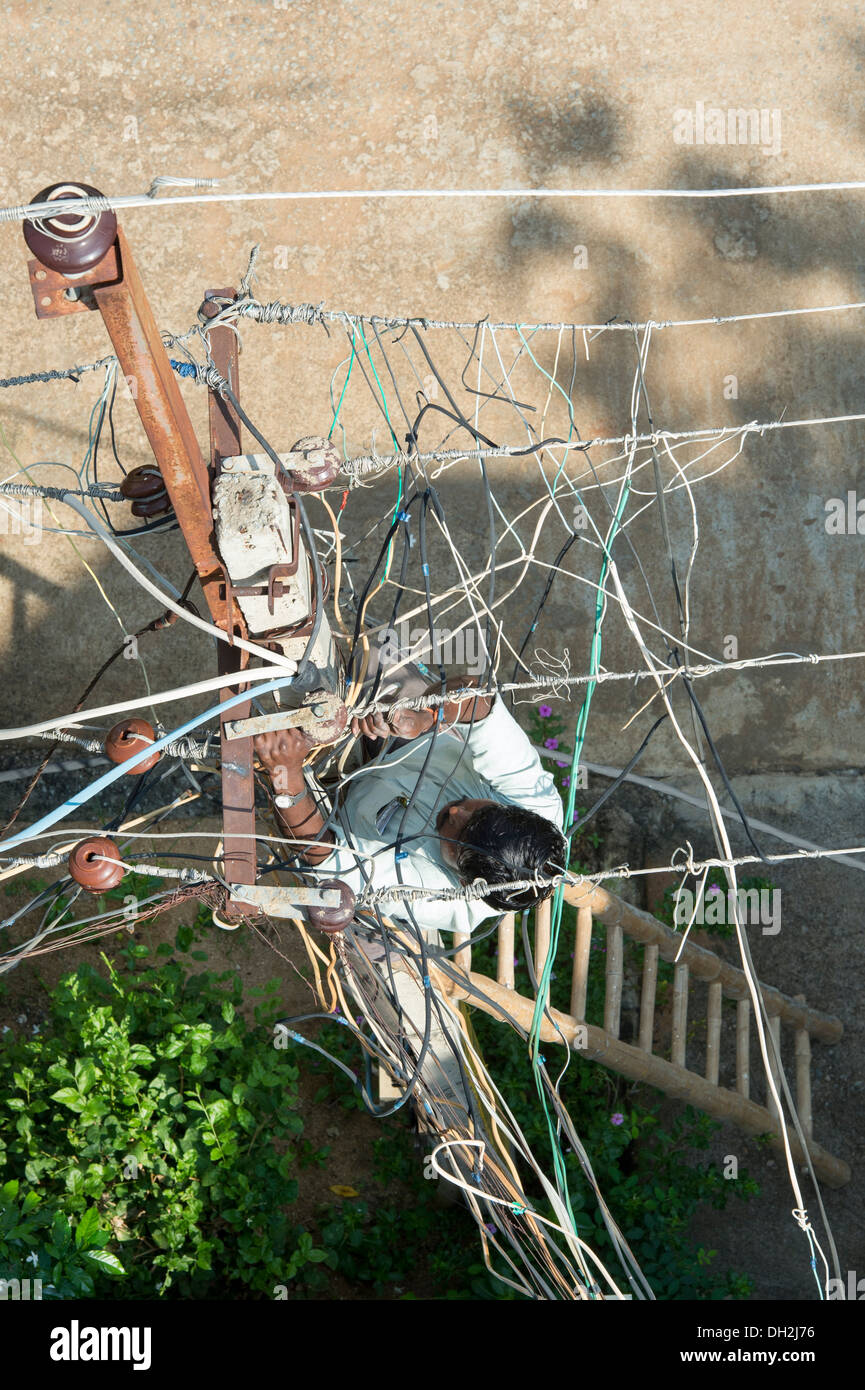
left=564, top=713, right=669, bottom=837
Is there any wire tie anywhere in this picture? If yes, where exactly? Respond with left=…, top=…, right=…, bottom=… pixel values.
left=422, top=975, right=430, bottom=988
left=421, top=562, right=429, bottom=575
left=395, top=850, right=408, bottom=861
left=511, top=1203, right=526, bottom=1216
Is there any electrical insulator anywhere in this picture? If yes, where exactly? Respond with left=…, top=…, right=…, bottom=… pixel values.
left=307, top=879, right=356, bottom=934
left=23, top=182, right=117, bottom=276
left=120, top=465, right=171, bottom=517
left=105, top=718, right=160, bottom=773
left=282, top=436, right=342, bottom=492
left=68, top=837, right=125, bottom=891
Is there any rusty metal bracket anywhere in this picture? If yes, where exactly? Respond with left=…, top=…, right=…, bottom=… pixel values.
left=224, top=689, right=345, bottom=742
left=27, top=244, right=120, bottom=319
left=22, top=192, right=263, bottom=925
left=203, top=287, right=261, bottom=917
left=227, top=884, right=342, bottom=917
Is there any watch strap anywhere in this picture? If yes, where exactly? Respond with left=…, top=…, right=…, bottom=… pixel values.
left=274, top=787, right=310, bottom=809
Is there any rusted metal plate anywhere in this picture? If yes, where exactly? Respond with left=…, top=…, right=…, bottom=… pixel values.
left=227, top=884, right=342, bottom=916
left=91, top=230, right=226, bottom=619
left=205, top=289, right=260, bottom=915
left=224, top=690, right=344, bottom=742
left=27, top=244, right=120, bottom=319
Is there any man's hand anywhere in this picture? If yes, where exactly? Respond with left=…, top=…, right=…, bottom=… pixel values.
left=350, top=707, right=435, bottom=742
left=254, top=727, right=317, bottom=777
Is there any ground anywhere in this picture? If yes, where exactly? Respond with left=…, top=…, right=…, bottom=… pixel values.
left=0, top=0, right=863, bottom=1303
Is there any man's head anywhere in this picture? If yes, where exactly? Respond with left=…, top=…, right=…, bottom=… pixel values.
left=436, top=797, right=567, bottom=912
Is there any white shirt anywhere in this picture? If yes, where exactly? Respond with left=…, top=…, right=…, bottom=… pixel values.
left=317, top=695, right=564, bottom=938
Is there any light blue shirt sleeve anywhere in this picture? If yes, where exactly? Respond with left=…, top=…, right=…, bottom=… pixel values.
left=460, top=695, right=564, bottom=829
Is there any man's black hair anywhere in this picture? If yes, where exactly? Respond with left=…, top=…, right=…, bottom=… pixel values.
left=453, top=803, right=567, bottom=912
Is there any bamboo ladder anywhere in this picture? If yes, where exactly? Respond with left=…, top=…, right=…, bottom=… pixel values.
left=431, top=882, right=849, bottom=1188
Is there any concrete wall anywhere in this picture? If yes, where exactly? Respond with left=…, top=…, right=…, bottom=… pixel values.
left=1, top=2, right=863, bottom=781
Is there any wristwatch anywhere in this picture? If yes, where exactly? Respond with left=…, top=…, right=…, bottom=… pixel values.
left=274, top=787, right=310, bottom=809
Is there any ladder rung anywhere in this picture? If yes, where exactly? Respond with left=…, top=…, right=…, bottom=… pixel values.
left=453, top=931, right=471, bottom=974
left=638, top=942, right=658, bottom=1054
left=736, top=999, right=750, bottom=1098
left=535, top=898, right=552, bottom=1005
left=706, top=979, right=722, bottom=1085
left=793, top=994, right=813, bottom=1139
left=604, top=921, right=623, bottom=1038
left=671, top=963, right=689, bottom=1068
left=497, top=912, right=515, bottom=989
left=766, top=1013, right=782, bottom=1120
left=571, top=904, right=592, bottom=1022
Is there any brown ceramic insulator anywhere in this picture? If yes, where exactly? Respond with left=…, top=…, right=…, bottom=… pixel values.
left=105, top=718, right=161, bottom=773
left=23, top=183, right=118, bottom=277
left=283, top=436, right=342, bottom=492
left=307, top=879, right=357, bottom=934
left=68, top=838, right=125, bottom=891
left=120, top=465, right=170, bottom=517
left=130, top=492, right=172, bottom=519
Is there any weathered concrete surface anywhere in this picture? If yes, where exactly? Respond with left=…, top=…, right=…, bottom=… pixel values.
left=0, top=0, right=862, bottom=1300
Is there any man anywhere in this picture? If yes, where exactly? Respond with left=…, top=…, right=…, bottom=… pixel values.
left=254, top=675, right=567, bottom=1122
left=254, top=675, right=567, bottom=938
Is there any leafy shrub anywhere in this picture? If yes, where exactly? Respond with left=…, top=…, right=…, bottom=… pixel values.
left=0, top=933, right=325, bottom=1298
left=0, top=1178, right=122, bottom=1298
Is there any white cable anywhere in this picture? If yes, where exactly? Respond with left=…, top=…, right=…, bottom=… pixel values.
left=0, top=669, right=286, bottom=742
left=343, top=409, right=865, bottom=478
left=7, top=178, right=865, bottom=229
left=60, top=493, right=296, bottom=671
left=222, top=293, right=865, bottom=335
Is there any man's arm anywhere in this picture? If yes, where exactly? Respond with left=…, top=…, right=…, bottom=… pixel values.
left=351, top=673, right=492, bottom=742
left=253, top=728, right=335, bottom=865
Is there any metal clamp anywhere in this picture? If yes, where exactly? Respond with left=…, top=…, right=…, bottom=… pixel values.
left=224, top=688, right=345, bottom=742
left=227, top=884, right=343, bottom=917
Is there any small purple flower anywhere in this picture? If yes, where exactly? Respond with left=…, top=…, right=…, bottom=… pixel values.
left=484, top=1222, right=497, bottom=1236
left=544, top=736, right=559, bottom=750
left=562, top=775, right=570, bottom=787
left=707, top=883, right=721, bottom=896
left=538, top=704, right=552, bottom=718
left=611, top=1113, right=625, bottom=1127
left=556, top=759, right=568, bottom=768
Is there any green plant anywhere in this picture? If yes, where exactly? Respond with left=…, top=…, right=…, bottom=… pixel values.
left=0, top=1179, right=123, bottom=1298
left=0, top=930, right=327, bottom=1298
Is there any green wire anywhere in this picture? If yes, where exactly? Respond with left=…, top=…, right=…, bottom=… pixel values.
left=512, top=327, right=632, bottom=1271
left=328, top=339, right=357, bottom=441
left=351, top=321, right=403, bottom=581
